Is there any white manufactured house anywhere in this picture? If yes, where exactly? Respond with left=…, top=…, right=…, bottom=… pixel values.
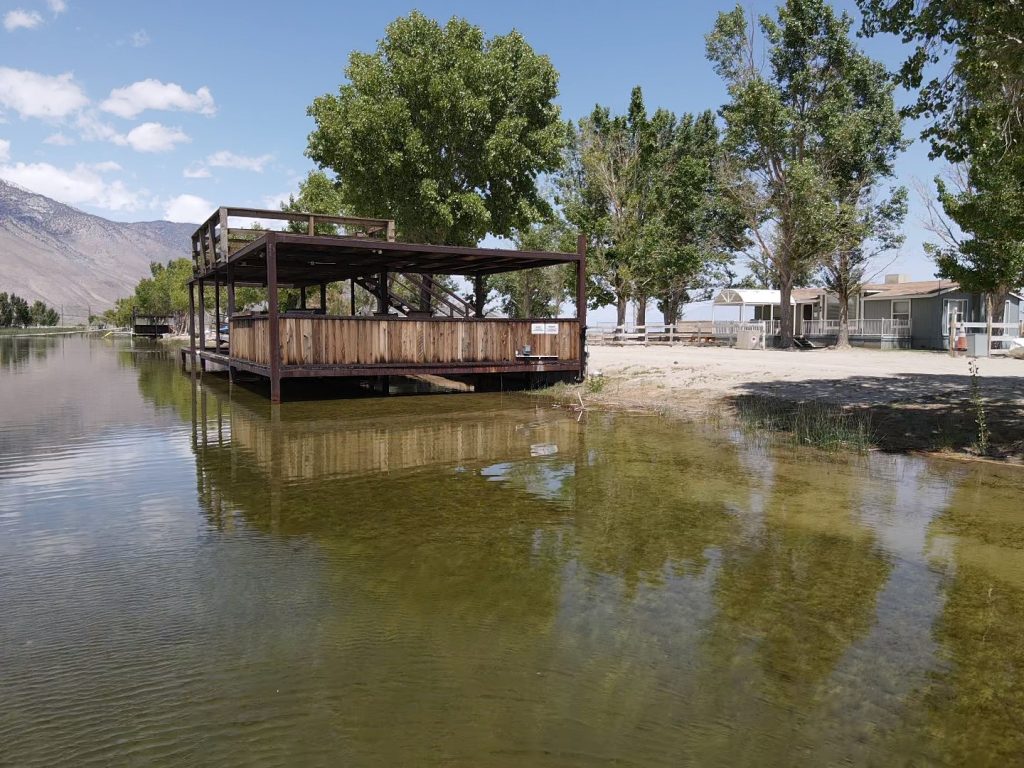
left=715, top=275, right=1023, bottom=350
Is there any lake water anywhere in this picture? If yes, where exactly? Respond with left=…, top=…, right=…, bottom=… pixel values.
left=2, top=335, right=1023, bottom=766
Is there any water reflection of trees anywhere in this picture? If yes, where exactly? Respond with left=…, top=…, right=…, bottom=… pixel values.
left=0, top=335, right=58, bottom=371
left=922, top=469, right=1024, bottom=763
left=181, top=387, right=919, bottom=763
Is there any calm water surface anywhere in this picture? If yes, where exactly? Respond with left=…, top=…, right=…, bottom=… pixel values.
left=1, top=335, right=1023, bottom=766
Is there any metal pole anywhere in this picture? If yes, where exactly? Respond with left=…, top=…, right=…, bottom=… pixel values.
left=266, top=234, right=281, bottom=403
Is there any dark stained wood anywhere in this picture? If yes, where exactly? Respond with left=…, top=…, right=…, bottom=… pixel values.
left=185, top=206, right=587, bottom=401
left=577, top=233, right=587, bottom=379
left=266, top=234, right=281, bottom=403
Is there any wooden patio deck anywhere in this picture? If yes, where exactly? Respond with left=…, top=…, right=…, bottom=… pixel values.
left=183, top=207, right=587, bottom=401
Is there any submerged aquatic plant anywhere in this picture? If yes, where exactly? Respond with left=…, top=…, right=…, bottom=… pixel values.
left=734, top=395, right=873, bottom=452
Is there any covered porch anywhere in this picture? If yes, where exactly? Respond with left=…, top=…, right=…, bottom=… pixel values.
left=184, top=207, right=586, bottom=401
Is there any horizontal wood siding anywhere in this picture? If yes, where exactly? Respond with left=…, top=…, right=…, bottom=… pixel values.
left=230, top=316, right=580, bottom=367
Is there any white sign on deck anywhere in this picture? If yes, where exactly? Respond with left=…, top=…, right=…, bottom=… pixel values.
left=531, top=323, right=558, bottom=335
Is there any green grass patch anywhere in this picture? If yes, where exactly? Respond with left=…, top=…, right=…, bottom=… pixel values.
left=734, top=395, right=873, bottom=453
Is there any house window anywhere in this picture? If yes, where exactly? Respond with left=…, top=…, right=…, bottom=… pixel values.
left=892, top=300, right=911, bottom=324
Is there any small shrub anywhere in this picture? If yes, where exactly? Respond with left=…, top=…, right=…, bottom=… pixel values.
left=968, top=359, right=990, bottom=455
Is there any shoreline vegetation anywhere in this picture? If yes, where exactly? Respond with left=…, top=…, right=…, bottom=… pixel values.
left=542, top=346, right=1024, bottom=465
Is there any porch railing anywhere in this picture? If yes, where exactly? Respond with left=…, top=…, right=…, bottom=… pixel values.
left=799, top=319, right=911, bottom=338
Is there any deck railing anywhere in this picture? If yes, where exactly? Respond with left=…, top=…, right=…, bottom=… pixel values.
left=191, top=207, right=396, bottom=275
left=230, top=314, right=582, bottom=368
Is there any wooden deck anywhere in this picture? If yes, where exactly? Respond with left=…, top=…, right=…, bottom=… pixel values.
left=185, top=207, right=587, bottom=400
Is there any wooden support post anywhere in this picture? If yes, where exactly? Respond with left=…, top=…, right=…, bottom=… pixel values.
left=214, top=276, right=221, bottom=352
left=267, top=234, right=281, bottom=403
left=474, top=275, right=485, bottom=318
left=300, top=285, right=307, bottom=310
left=187, top=280, right=196, bottom=374
left=197, top=279, right=206, bottom=370
left=226, top=263, right=235, bottom=379
left=226, top=265, right=235, bottom=317
left=577, top=234, right=587, bottom=380
left=350, top=279, right=356, bottom=316
left=420, top=275, right=433, bottom=314
left=377, top=270, right=388, bottom=315
left=319, top=282, right=327, bottom=313
left=218, top=208, right=229, bottom=262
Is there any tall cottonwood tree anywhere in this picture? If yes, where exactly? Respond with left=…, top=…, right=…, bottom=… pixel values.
left=560, top=88, right=737, bottom=327
left=860, top=1, right=1024, bottom=307
left=305, top=12, right=564, bottom=247
left=707, top=0, right=906, bottom=347
left=559, top=88, right=658, bottom=326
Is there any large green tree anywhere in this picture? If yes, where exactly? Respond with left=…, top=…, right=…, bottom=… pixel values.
left=859, top=1, right=1024, bottom=308
left=925, top=160, right=1024, bottom=325
left=707, top=0, right=906, bottom=347
left=306, top=12, right=564, bottom=246
left=858, top=0, right=1024, bottom=164
left=647, top=110, right=743, bottom=325
left=489, top=218, right=572, bottom=319
left=560, top=87, right=736, bottom=327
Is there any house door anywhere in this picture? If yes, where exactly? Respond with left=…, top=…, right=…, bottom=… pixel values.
left=943, top=299, right=967, bottom=337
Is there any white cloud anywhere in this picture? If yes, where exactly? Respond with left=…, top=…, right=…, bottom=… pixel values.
left=0, top=138, right=9, bottom=161
left=47, top=0, right=67, bottom=15
left=91, top=160, right=121, bottom=172
left=43, top=131, right=74, bottom=145
left=182, top=164, right=211, bottom=179
left=130, top=29, right=149, bottom=47
left=100, top=79, right=215, bottom=119
left=3, top=9, right=43, bottom=31
left=121, top=122, right=189, bottom=153
left=164, top=193, right=211, bottom=223
left=0, top=161, right=143, bottom=211
left=0, top=68, right=88, bottom=119
left=206, top=150, right=272, bottom=172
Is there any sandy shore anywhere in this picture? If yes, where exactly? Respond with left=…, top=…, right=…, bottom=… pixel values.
left=581, top=344, right=1024, bottom=460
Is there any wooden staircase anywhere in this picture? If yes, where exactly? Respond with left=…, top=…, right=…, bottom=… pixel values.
left=353, top=273, right=478, bottom=318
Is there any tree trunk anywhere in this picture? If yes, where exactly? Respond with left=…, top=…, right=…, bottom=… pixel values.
left=634, top=294, right=647, bottom=327
left=662, top=297, right=680, bottom=326
left=779, top=274, right=794, bottom=348
left=616, top=293, right=628, bottom=328
left=834, top=286, right=850, bottom=349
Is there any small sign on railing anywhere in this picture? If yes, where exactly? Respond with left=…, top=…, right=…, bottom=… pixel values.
left=531, top=322, right=558, bottom=335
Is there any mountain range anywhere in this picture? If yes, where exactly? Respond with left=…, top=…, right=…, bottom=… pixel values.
left=0, top=179, right=195, bottom=311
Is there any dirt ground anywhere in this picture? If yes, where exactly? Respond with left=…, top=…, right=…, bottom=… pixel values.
left=581, top=344, right=1024, bottom=461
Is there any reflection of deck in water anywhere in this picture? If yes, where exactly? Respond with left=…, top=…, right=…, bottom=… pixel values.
left=192, top=387, right=580, bottom=485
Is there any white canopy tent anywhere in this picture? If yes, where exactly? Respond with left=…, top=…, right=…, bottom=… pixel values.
left=711, top=288, right=795, bottom=323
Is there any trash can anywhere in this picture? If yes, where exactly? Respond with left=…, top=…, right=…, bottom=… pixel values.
left=966, top=333, right=989, bottom=357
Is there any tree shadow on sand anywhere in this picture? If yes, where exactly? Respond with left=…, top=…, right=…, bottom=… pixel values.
left=728, top=372, right=1024, bottom=459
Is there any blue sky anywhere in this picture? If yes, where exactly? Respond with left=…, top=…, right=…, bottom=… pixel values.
left=1, top=0, right=947, bottom=290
